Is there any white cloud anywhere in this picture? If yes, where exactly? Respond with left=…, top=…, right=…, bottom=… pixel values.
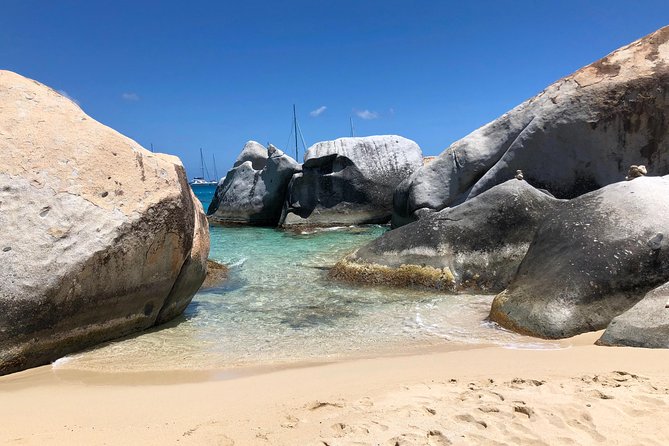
left=309, top=105, right=327, bottom=117
left=121, top=92, right=140, bottom=101
left=355, top=109, right=379, bottom=120
left=57, top=89, right=80, bottom=105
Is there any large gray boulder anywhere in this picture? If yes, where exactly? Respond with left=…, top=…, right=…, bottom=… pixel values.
left=597, top=282, right=669, bottom=348
left=490, top=176, right=669, bottom=339
left=330, top=179, right=561, bottom=291
left=207, top=142, right=300, bottom=226
left=281, top=136, right=422, bottom=227
left=393, top=26, right=669, bottom=227
left=0, top=70, right=209, bottom=375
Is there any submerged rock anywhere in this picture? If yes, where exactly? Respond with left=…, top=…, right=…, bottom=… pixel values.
left=207, top=142, right=300, bottom=226
left=330, top=180, right=560, bottom=292
left=0, top=70, right=209, bottom=375
left=281, top=135, right=422, bottom=227
left=489, top=176, right=669, bottom=339
left=597, top=282, right=669, bottom=348
left=393, top=26, right=669, bottom=226
left=201, top=259, right=229, bottom=290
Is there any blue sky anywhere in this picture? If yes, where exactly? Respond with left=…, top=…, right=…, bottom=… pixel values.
left=2, top=1, right=668, bottom=180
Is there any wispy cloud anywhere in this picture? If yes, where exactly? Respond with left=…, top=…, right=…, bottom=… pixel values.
left=57, top=89, right=80, bottom=105
left=121, top=92, right=140, bottom=102
left=355, top=109, right=379, bottom=120
left=309, top=105, right=327, bottom=117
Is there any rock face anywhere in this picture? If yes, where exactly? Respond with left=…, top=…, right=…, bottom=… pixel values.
left=207, top=142, right=300, bottom=226
left=330, top=180, right=560, bottom=291
left=281, top=136, right=422, bottom=227
left=597, top=282, right=669, bottom=348
left=489, top=176, right=669, bottom=339
left=0, top=70, right=209, bottom=375
left=233, top=140, right=268, bottom=170
left=393, top=26, right=669, bottom=227
left=201, top=259, right=229, bottom=290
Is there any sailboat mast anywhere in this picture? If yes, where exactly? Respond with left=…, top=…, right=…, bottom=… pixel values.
left=293, top=104, right=299, bottom=160
left=212, top=154, right=218, bottom=182
left=199, top=148, right=205, bottom=179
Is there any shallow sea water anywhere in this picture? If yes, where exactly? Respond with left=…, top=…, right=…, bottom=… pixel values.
left=54, top=185, right=560, bottom=373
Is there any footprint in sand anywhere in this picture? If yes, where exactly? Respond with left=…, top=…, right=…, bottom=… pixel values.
left=478, top=405, right=500, bottom=414
left=455, top=414, right=488, bottom=429
left=509, top=378, right=546, bottom=389
left=427, top=430, right=452, bottom=446
left=387, top=431, right=452, bottom=446
left=513, top=405, right=535, bottom=419
left=564, top=410, right=606, bottom=442
left=586, top=389, right=614, bottom=400
left=330, top=422, right=370, bottom=436
left=308, top=401, right=344, bottom=411
left=280, top=415, right=299, bottom=429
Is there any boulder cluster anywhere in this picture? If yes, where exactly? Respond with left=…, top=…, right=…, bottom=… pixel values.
left=208, top=135, right=424, bottom=228
left=331, top=26, right=669, bottom=348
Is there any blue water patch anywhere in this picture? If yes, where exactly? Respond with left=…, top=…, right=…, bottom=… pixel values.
left=190, top=183, right=217, bottom=212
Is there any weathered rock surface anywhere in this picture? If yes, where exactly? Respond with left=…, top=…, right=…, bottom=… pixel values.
left=490, top=176, right=669, bottom=339
left=330, top=180, right=561, bottom=291
left=201, top=259, right=229, bottom=290
left=207, top=143, right=300, bottom=226
left=597, top=282, right=669, bottom=348
left=233, top=140, right=268, bottom=170
left=281, top=136, right=422, bottom=227
left=393, top=26, right=669, bottom=226
left=0, top=70, right=209, bottom=375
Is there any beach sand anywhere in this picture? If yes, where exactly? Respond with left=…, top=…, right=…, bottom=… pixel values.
left=1, top=332, right=668, bottom=445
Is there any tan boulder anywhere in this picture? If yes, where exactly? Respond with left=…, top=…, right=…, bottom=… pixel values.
left=0, top=70, right=209, bottom=375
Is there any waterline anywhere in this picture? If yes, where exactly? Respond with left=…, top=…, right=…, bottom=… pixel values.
left=53, top=223, right=561, bottom=373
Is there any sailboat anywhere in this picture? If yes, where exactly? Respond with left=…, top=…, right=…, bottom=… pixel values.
left=190, top=148, right=218, bottom=186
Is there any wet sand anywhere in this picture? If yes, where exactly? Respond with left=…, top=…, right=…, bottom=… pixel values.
left=1, top=332, right=668, bottom=445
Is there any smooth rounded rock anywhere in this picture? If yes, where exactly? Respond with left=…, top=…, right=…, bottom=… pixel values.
left=393, top=26, right=669, bottom=226
left=0, top=70, right=209, bottom=375
left=281, top=135, right=422, bottom=227
left=490, top=176, right=669, bottom=339
left=597, top=282, right=669, bottom=348
left=330, top=180, right=561, bottom=292
left=207, top=143, right=300, bottom=226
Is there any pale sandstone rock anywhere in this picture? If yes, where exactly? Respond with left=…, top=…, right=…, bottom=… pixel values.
left=0, top=70, right=209, bottom=375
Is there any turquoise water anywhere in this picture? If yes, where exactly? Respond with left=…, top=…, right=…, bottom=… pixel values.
left=54, top=185, right=559, bottom=373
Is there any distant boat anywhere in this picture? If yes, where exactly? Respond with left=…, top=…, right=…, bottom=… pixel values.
left=190, top=148, right=218, bottom=186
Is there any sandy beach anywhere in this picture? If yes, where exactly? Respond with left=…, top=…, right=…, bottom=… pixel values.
left=2, top=332, right=668, bottom=446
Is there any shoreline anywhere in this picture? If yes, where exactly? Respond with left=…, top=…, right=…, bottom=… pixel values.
left=8, top=323, right=583, bottom=386
left=3, top=331, right=667, bottom=445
